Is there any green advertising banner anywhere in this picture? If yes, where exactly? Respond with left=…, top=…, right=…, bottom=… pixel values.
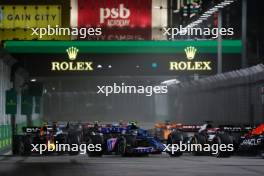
left=5, top=89, right=17, bottom=115
left=3, top=40, right=242, bottom=54
left=21, top=93, right=33, bottom=115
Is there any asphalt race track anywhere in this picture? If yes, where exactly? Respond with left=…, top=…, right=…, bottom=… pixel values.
left=0, top=154, right=263, bottom=176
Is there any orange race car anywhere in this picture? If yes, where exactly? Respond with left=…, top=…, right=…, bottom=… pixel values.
left=154, top=122, right=183, bottom=140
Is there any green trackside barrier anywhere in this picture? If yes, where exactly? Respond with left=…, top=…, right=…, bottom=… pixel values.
left=0, top=119, right=43, bottom=153
left=0, top=125, right=2, bottom=149
left=0, top=124, right=12, bottom=152
left=7, top=125, right=11, bottom=146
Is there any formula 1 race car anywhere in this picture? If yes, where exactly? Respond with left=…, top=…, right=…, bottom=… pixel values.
left=152, top=121, right=183, bottom=141
left=166, top=123, right=234, bottom=157
left=13, top=122, right=81, bottom=156
left=85, top=122, right=165, bottom=157
left=236, top=123, right=264, bottom=158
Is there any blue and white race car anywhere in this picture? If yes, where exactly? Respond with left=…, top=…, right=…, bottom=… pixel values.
left=86, top=122, right=165, bottom=157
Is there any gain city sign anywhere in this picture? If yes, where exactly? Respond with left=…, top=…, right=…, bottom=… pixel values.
left=0, top=5, right=61, bottom=28
left=170, top=46, right=212, bottom=71
left=51, top=47, right=93, bottom=72
left=0, top=5, right=68, bottom=41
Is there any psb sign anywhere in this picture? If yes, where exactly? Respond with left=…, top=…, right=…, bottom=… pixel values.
left=78, top=0, right=152, bottom=40
left=78, top=0, right=151, bottom=28
left=0, top=5, right=61, bottom=28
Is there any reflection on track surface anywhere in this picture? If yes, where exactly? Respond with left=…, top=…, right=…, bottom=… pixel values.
left=0, top=154, right=264, bottom=176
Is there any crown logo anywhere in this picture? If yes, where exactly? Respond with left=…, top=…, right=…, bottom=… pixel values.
left=66, top=47, right=79, bottom=60
left=184, top=46, right=197, bottom=60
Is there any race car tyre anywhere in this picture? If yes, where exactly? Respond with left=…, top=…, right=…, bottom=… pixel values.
left=18, top=136, right=31, bottom=156
left=86, top=135, right=103, bottom=157
left=118, top=137, right=127, bottom=156
left=118, top=135, right=141, bottom=157
left=229, top=133, right=242, bottom=151
left=55, top=134, right=67, bottom=155
left=68, top=134, right=80, bottom=155
left=167, top=131, right=184, bottom=157
left=260, top=149, right=264, bottom=159
left=191, top=134, right=207, bottom=156
left=124, top=135, right=137, bottom=147
left=12, top=135, right=21, bottom=155
left=212, top=133, right=233, bottom=158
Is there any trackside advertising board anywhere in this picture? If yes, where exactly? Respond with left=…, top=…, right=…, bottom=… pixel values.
left=77, top=0, right=152, bottom=40
left=0, top=5, right=71, bottom=40
left=0, top=5, right=61, bottom=28
left=4, top=40, right=242, bottom=76
left=5, top=89, right=17, bottom=115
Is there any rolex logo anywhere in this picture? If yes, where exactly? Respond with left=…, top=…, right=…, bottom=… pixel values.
left=169, top=47, right=212, bottom=71
left=185, top=46, right=197, bottom=60
left=51, top=46, right=93, bottom=71
left=66, top=47, right=79, bottom=60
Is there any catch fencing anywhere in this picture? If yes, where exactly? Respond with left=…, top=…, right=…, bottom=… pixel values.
left=168, top=64, right=264, bottom=125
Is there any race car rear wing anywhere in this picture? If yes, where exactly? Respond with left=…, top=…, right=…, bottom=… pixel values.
left=179, top=125, right=202, bottom=132
left=218, top=125, right=253, bottom=133
left=99, top=127, right=127, bottom=134
left=176, top=124, right=253, bottom=133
